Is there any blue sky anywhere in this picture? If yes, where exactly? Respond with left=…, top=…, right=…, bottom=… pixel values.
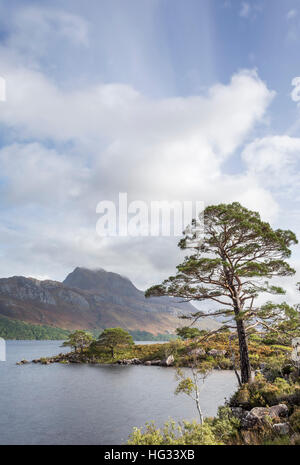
left=0, top=0, right=300, bottom=302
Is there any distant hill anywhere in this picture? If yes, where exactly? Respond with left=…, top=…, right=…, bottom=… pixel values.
left=0, top=314, right=70, bottom=340
left=0, top=267, right=220, bottom=336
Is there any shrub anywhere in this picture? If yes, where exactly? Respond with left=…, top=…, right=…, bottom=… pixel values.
left=128, top=420, right=220, bottom=445
left=208, top=406, right=240, bottom=444
left=128, top=407, right=240, bottom=445
left=230, top=374, right=298, bottom=408
left=290, top=408, right=300, bottom=433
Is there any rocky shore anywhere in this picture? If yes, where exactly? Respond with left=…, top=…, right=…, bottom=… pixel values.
left=17, top=348, right=230, bottom=367
left=17, top=353, right=177, bottom=367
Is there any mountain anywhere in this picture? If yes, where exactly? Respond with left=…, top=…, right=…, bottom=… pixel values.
left=0, top=267, right=220, bottom=335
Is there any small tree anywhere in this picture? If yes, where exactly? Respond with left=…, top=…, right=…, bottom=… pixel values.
left=176, top=326, right=203, bottom=340
left=248, top=301, right=300, bottom=345
left=175, top=360, right=213, bottom=425
left=62, top=330, right=94, bottom=353
left=96, top=327, right=134, bottom=358
left=146, top=202, right=297, bottom=384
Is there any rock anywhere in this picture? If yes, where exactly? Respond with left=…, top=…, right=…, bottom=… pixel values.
left=208, top=349, right=226, bottom=357
left=269, top=404, right=289, bottom=419
left=241, top=407, right=270, bottom=429
left=150, top=360, right=162, bottom=366
left=189, top=348, right=206, bottom=357
left=250, top=407, right=270, bottom=418
left=241, top=404, right=289, bottom=430
left=144, top=361, right=152, bottom=366
left=16, top=359, right=29, bottom=365
left=117, top=358, right=142, bottom=365
left=273, top=423, right=290, bottom=435
left=231, top=407, right=247, bottom=420
left=161, top=355, right=174, bottom=367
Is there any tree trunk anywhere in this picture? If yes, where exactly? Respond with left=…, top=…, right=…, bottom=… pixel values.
left=229, top=335, right=242, bottom=387
left=196, top=395, right=203, bottom=425
left=236, top=318, right=252, bottom=384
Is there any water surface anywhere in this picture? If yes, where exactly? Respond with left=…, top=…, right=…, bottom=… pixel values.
left=0, top=341, right=238, bottom=445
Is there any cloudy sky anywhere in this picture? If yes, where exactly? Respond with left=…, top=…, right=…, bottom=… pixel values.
left=0, top=0, right=300, bottom=302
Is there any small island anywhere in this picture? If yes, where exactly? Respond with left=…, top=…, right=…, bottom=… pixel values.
left=11, top=204, right=300, bottom=446
left=24, top=325, right=300, bottom=446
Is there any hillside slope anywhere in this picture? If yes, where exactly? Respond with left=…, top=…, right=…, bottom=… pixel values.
left=0, top=267, right=220, bottom=335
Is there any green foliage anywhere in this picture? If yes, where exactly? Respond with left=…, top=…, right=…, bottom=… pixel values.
left=145, top=202, right=298, bottom=384
left=0, top=315, right=70, bottom=340
left=128, top=420, right=220, bottom=445
left=207, top=406, right=240, bottom=444
left=163, top=338, right=184, bottom=359
left=176, top=326, right=202, bottom=340
left=95, top=327, right=134, bottom=358
left=128, top=407, right=240, bottom=445
left=175, top=362, right=214, bottom=424
left=263, top=436, right=293, bottom=445
left=230, top=374, right=298, bottom=408
left=62, top=330, right=95, bottom=352
left=260, top=355, right=291, bottom=382
left=175, top=377, right=195, bottom=396
left=290, top=408, right=300, bottom=433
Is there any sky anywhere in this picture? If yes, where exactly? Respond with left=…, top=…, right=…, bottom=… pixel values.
left=0, top=0, right=300, bottom=304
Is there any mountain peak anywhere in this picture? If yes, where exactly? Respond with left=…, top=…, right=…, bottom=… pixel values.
left=63, top=267, right=138, bottom=295
left=0, top=268, right=221, bottom=334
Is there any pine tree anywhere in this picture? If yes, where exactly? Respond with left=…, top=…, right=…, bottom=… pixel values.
left=146, top=202, right=298, bottom=384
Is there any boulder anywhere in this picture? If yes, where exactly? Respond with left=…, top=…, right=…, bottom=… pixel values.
left=241, top=404, right=289, bottom=430
left=144, top=361, right=152, bottom=366
left=231, top=407, right=247, bottom=420
left=241, top=407, right=270, bottom=429
left=208, top=349, right=226, bottom=357
left=161, top=355, right=174, bottom=367
left=117, top=358, right=142, bottom=365
left=273, top=423, right=290, bottom=435
left=189, top=348, right=206, bottom=357
left=150, top=360, right=162, bottom=366
left=269, top=404, right=289, bottom=419
left=250, top=407, right=270, bottom=418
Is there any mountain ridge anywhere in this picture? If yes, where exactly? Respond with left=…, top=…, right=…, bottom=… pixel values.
left=0, top=267, right=220, bottom=335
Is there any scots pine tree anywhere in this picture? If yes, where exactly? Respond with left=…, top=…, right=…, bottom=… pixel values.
left=146, top=203, right=298, bottom=383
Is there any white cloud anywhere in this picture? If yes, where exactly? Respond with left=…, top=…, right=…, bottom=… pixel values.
left=291, top=77, right=300, bottom=103
left=0, top=67, right=272, bottom=150
left=0, top=60, right=281, bottom=287
left=241, top=135, right=300, bottom=298
left=0, top=66, right=275, bottom=212
left=242, top=135, right=300, bottom=187
left=0, top=142, right=90, bottom=205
